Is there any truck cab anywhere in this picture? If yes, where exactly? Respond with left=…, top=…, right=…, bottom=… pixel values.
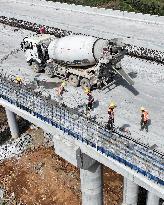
left=21, top=34, right=55, bottom=72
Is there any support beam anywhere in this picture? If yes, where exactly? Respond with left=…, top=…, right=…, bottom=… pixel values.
left=146, top=192, right=160, bottom=205
left=76, top=148, right=97, bottom=170
left=122, top=178, right=139, bottom=205
left=80, top=162, right=103, bottom=205
left=5, top=108, right=19, bottom=139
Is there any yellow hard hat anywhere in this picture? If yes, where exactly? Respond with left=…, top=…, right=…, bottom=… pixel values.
left=140, top=106, right=145, bottom=111
left=61, top=81, right=66, bottom=87
left=84, top=87, right=90, bottom=94
left=109, top=102, right=116, bottom=108
left=16, top=76, right=21, bottom=81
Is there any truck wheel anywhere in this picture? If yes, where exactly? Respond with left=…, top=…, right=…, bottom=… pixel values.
left=68, top=74, right=79, bottom=87
left=31, top=62, right=42, bottom=73
left=45, top=66, right=54, bottom=78
left=80, top=78, right=91, bottom=88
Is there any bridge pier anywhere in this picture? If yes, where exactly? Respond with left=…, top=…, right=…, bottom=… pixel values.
left=80, top=162, right=103, bottom=205
left=146, top=192, right=160, bottom=205
left=5, top=108, right=19, bottom=139
left=122, top=178, right=139, bottom=205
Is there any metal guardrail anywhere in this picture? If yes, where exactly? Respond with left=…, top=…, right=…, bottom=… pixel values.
left=0, top=76, right=163, bottom=186
left=0, top=16, right=164, bottom=64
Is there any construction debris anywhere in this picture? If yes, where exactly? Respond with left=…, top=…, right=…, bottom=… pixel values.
left=0, top=134, right=32, bottom=162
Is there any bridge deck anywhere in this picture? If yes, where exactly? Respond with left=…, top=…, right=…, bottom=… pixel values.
left=0, top=23, right=163, bottom=153
left=0, top=96, right=164, bottom=198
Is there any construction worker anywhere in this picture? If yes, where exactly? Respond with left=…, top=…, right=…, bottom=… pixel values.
left=140, top=107, right=149, bottom=132
left=39, top=26, right=46, bottom=34
left=107, top=102, right=116, bottom=130
left=56, top=80, right=66, bottom=96
left=84, top=87, right=94, bottom=111
left=15, top=76, right=22, bottom=85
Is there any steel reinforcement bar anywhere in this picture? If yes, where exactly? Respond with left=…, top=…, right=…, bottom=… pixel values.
left=0, top=16, right=164, bottom=64
left=0, top=76, right=163, bottom=186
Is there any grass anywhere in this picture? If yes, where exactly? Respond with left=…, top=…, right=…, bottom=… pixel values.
left=46, top=0, right=164, bottom=15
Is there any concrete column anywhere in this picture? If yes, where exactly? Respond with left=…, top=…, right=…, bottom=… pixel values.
left=80, top=162, right=103, bottom=205
left=122, top=178, right=139, bottom=205
left=5, top=108, right=19, bottom=139
left=146, top=192, right=160, bottom=205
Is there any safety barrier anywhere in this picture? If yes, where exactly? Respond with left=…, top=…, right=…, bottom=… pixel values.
left=0, top=76, right=163, bottom=186
left=0, top=16, right=164, bottom=64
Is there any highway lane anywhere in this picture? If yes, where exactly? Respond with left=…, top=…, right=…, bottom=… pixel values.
left=0, top=0, right=164, bottom=51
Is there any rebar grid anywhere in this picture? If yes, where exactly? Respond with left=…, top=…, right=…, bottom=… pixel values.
left=0, top=76, right=163, bottom=186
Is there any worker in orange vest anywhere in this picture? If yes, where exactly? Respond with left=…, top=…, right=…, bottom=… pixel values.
left=15, top=76, right=22, bottom=85
left=140, top=107, right=149, bottom=132
left=107, top=102, right=116, bottom=130
left=84, top=87, right=94, bottom=111
left=39, top=26, right=46, bottom=34
left=56, top=81, right=66, bottom=96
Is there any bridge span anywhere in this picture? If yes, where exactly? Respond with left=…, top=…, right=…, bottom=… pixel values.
left=0, top=76, right=163, bottom=205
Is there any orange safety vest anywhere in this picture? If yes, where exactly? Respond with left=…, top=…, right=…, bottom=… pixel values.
left=56, top=85, right=64, bottom=96
left=87, top=93, right=94, bottom=103
left=142, top=111, right=149, bottom=122
left=108, top=108, right=114, bottom=120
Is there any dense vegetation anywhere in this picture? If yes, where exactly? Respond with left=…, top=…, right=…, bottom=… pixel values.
left=47, top=0, right=164, bottom=16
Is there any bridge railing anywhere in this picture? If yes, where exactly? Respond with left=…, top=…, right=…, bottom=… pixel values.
left=0, top=76, right=163, bottom=186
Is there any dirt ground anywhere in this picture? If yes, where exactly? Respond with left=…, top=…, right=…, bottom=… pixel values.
left=0, top=106, right=6, bottom=125
left=0, top=107, right=123, bottom=205
left=0, top=147, right=123, bottom=205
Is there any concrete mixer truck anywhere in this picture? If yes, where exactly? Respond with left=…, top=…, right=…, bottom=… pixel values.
left=21, top=34, right=134, bottom=88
